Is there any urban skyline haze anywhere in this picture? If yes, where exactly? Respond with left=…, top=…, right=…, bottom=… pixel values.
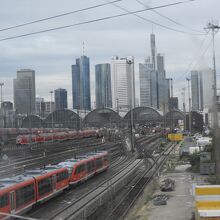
left=1, top=0, right=220, bottom=109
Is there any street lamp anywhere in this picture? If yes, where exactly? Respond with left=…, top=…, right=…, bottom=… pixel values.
left=0, top=83, right=4, bottom=128
left=49, top=91, right=54, bottom=131
left=0, top=83, right=4, bottom=108
left=126, top=58, right=135, bottom=152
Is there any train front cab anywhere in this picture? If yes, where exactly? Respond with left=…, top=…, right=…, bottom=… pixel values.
left=0, top=176, right=36, bottom=220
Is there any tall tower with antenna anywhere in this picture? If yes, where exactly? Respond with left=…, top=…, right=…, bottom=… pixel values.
left=150, top=31, right=156, bottom=71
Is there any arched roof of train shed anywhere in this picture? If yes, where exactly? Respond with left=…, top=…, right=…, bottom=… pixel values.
left=44, top=109, right=81, bottom=129
left=84, top=108, right=121, bottom=128
left=164, top=109, right=185, bottom=120
left=123, top=106, right=162, bottom=125
left=21, top=115, right=44, bottom=128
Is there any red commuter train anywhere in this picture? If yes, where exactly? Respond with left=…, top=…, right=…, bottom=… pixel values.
left=58, top=151, right=109, bottom=185
left=0, top=151, right=109, bottom=219
left=16, top=130, right=98, bottom=145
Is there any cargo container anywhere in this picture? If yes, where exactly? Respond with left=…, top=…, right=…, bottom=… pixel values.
left=168, top=133, right=183, bottom=142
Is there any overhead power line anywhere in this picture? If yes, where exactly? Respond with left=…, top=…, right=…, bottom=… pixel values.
left=0, top=0, right=202, bottom=42
left=176, top=33, right=210, bottom=81
left=135, top=0, right=204, bottom=34
left=105, top=0, right=204, bottom=35
left=0, top=0, right=122, bottom=32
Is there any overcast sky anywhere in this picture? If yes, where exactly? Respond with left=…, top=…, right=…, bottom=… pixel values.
left=0, top=0, right=220, bottom=110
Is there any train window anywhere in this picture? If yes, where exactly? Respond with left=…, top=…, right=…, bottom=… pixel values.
left=96, top=158, right=103, bottom=168
left=0, top=194, right=9, bottom=208
left=81, top=164, right=85, bottom=172
left=74, top=166, right=80, bottom=175
left=38, top=177, right=53, bottom=196
left=56, top=170, right=68, bottom=182
left=91, top=160, right=95, bottom=169
left=16, top=184, right=35, bottom=208
left=87, top=161, right=94, bottom=173
left=75, top=164, right=85, bottom=175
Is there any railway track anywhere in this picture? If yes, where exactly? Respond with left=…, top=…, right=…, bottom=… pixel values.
left=106, top=142, right=177, bottom=220
left=27, top=137, right=160, bottom=220
left=26, top=153, right=132, bottom=219
left=47, top=158, right=142, bottom=220
left=0, top=134, right=157, bottom=176
left=0, top=140, right=123, bottom=178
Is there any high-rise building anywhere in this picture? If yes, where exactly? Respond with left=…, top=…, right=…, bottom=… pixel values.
left=13, top=69, right=36, bottom=114
left=191, top=71, right=203, bottom=111
left=150, top=33, right=156, bottom=71
left=201, top=69, right=214, bottom=109
left=156, top=53, right=169, bottom=110
left=157, top=53, right=165, bottom=75
left=55, top=88, right=67, bottom=110
left=143, top=33, right=170, bottom=111
left=139, top=57, right=157, bottom=108
left=35, top=97, right=45, bottom=116
left=111, top=56, right=135, bottom=110
left=95, top=63, right=112, bottom=108
left=72, top=56, right=91, bottom=110
left=45, top=101, right=55, bottom=113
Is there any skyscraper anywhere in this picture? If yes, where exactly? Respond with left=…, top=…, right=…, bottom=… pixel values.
left=111, top=56, right=135, bottom=110
left=72, top=56, right=91, bottom=110
left=201, top=69, right=214, bottom=109
left=14, top=69, right=36, bottom=114
left=55, top=88, right=68, bottom=110
left=35, top=97, right=45, bottom=116
left=157, top=54, right=169, bottom=110
left=95, top=63, right=112, bottom=108
left=150, top=33, right=156, bottom=71
left=140, top=34, right=170, bottom=111
left=191, top=71, right=203, bottom=111
left=139, top=57, right=157, bottom=108
left=169, top=97, right=179, bottom=110
left=157, top=53, right=165, bottom=74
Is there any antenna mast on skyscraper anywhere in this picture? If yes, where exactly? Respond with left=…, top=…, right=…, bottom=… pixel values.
left=83, top=41, right=85, bottom=56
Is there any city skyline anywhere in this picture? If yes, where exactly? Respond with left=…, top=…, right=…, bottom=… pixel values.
left=1, top=0, right=220, bottom=110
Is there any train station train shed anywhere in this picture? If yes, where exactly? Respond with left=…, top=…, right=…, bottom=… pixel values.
left=84, top=108, right=121, bottom=128
left=21, top=107, right=189, bottom=130
left=123, top=106, right=162, bottom=127
left=21, top=115, right=44, bottom=128
left=44, top=109, right=81, bottom=129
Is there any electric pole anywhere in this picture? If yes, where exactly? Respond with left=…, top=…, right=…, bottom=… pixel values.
left=186, top=78, right=191, bottom=135
left=182, top=88, right=186, bottom=130
left=205, top=21, right=220, bottom=175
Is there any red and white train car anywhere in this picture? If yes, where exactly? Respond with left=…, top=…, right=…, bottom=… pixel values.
left=0, top=151, right=109, bottom=219
left=0, top=166, right=69, bottom=219
left=58, top=151, right=109, bottom=185
left=25, top=166, right=69, bottom=203
left=0, top=175, right=36, bottom=219
left=16, top=130, right=98, bottom=145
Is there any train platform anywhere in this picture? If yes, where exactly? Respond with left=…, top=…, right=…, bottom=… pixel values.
left=126, top=164, right=196, bottom=220
left=148, top=165, right=194, bottom=220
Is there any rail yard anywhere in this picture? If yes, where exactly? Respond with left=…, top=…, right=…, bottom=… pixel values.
left=0, top=128, right=172, bottom=220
